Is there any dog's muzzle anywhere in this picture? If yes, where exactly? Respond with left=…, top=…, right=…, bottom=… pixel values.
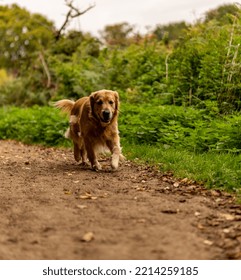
left=101, top=110, right=112, bottom=123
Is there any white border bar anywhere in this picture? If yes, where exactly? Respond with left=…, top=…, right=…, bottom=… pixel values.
left=0, top=260, right=240, bottom=280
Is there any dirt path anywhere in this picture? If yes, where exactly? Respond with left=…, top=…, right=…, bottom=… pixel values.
left=0, top=140, right=241, bottom=260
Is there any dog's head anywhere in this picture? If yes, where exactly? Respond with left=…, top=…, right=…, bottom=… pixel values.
left=90, top=90, right=119, bottom=126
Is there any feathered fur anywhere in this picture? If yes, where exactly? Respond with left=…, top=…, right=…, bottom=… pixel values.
left=54, top=90, right=124, bottom=171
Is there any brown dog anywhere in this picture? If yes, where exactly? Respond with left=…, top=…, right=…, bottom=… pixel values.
left=55, top=89, right=124, bottom=170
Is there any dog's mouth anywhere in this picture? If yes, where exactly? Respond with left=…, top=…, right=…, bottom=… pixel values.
left=100, top=118, right=110, bottom=123
left=99, top=110, right=112, bottom=123
left=100, top=117, right=111, bottom=123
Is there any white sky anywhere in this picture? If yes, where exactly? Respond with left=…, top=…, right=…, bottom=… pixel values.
left=2, top=0, right=240, bottom=36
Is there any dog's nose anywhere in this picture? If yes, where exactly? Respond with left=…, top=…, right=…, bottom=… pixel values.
left=102, top=110, right=110, bottom=121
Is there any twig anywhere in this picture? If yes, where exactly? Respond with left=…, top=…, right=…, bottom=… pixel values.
left=39, top=52, right=51, bottom=88
left=221, top=16, right=237, bottom=84
left=165, top=54, right=170, bottom=82
left=55, top=0, right=95, bottom=40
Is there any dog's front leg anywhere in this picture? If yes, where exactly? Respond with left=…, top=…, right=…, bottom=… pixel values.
left=107, top=138, right=121, bottom=170
left=111, top=145, right=121, bottom=170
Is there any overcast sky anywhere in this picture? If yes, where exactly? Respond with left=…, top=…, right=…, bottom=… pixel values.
left=2, top=0, right=240, bottom=36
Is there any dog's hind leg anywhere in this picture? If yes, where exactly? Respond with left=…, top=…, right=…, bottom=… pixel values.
left=84, top=142, right=101, bottom=171
left=74, top=143, right=81, bottom=162
left=80, top=147, right=88, bottom=166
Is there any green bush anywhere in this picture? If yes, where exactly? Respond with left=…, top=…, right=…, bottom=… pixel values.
left=119, top=103, right=241, bottom=153
left=1, top=104, right=240, bottom=154
left=0, top=106, right=69, bottom=146
left=0, top=76, right=52, bottom=106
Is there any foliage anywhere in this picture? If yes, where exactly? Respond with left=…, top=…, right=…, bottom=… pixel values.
left=0, top=73, right=53, bottom=106
left=100, top=22, right=135, bottom=46
left=1, top=3, right=241, bottom=113
left=153, top=21, right=189, bottom=45
left=169, top=9, right=241, bottom=112
left=0, top=68, right=12, bottom=85
left=0, top=4, right=54, bottom=74
left=204, top=3, right=240, bottom=24
left=1, top=104, right=241, bottom=155
left=0, top=106, right=69, bottom=146
left=51, top=30, right=100, bottom=59
left=48, top=39, right=168, bottom=102
left=119, top=102, right=241, bottom=153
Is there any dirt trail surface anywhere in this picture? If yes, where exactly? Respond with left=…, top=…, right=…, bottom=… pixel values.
left=0, top=140, right=241, bottom=260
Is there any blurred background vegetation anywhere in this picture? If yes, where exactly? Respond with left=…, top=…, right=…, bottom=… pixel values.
left=0, top=2, right=241, bottom=193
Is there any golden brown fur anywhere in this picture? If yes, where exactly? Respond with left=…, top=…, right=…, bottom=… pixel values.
left=55, top=89, right=124, bottom=170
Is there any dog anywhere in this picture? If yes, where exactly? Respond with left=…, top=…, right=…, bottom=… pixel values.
left=55, top=89, right=124, bottom=171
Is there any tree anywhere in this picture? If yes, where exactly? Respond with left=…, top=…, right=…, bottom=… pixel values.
left=0, top=4, right=54, bottom=74
left=153, top=21, right=189, bottom=45
left=100, top=22, right=134, bottom=46
left=169, top=4, right=241, bottom=112
left=204, top=3, right=240, bottom=24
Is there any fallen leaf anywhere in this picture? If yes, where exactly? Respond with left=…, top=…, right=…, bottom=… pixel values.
left=203, top=240, right=213, bottom=246
left=210, top=190, right=221, bottom=197
left=137, top=219, right=146, bottom=223
left=80, top=195, right=91, bottom=199
left=220, top=213, right=235, bottom=221
left=99, top=193, right=109, bottom=198
left=136, top=187, right=146, bottom=191
left=197, top=223, right=204, bottom=229
left=162, top=177, right=169, bottom=182
left=64, top=191, right=72, bottom=195
left=81, top=232, right=94, bottom=242
left=161, top=209, right=179, bottom=214
left=79, top=193, right=98, bottom=200
left=180, top=178, right=189, bottom=184
left=76, top=204, right=87, bottom=209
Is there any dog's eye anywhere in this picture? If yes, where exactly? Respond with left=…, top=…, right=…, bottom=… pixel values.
left=97, top=100, right=103, bottom=105
left=109, top=100, right=114, bottom=105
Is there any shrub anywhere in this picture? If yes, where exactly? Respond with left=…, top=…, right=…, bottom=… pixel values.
left=119, top=103, right=241, bottom=153
left=0, top=106, right=69, bottom=146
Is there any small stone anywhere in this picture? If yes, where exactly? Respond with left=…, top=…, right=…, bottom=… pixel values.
left=81, top=232, right=94, bottom=242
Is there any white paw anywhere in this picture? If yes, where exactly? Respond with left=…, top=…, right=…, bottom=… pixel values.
left=111, top=158, right=119, bottom=170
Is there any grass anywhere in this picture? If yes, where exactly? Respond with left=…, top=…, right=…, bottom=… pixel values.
left=122, top=142, right=241, bottom=194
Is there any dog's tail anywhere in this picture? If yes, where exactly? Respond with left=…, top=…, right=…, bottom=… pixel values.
left=54, top=99, right=75, bottom=116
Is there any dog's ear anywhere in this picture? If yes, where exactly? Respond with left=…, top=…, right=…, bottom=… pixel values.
left=90, top=93, right=95, bottom=111
left=114, top=91, right=119, bottom=112
left=89, top=92, right=98, bottom=118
